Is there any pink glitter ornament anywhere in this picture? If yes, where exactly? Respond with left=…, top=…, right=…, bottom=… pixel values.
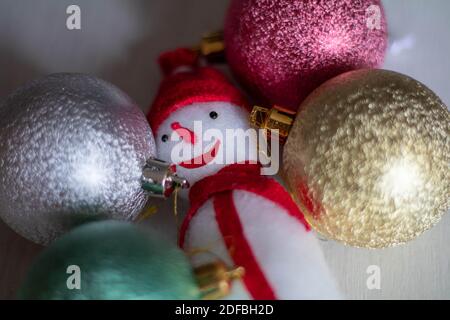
left=224, top=0, right=388, bottom=111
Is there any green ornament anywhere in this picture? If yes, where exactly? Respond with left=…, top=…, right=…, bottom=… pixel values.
left=18, top=221, right=201, bottom=300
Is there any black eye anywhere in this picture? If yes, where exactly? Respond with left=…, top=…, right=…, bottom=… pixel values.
left=161, top=134, right=169, bottom=142
left=209, top=111, right=218, bottom=119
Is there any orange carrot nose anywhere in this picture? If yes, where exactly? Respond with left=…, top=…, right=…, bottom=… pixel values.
left=171, top=122, right=197, bottom=145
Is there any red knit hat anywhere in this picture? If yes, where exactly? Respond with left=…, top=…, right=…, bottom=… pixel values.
left=148, top=48, right=250, bottom=134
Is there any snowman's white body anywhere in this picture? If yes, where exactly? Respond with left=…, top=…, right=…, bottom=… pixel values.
left=180, top=171, right=342, bottom=300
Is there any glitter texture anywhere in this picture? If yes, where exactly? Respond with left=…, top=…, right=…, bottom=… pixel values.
left=283, top=69, right=450, bottom=248
left=0, top=74, right=156, bottom=245
left=19, top=221, right=200, bottom=300
left=224, top=0, right=388, bottom=110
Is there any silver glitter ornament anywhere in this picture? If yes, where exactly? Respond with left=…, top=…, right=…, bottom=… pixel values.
left=0, top=73, right=187, bottom=245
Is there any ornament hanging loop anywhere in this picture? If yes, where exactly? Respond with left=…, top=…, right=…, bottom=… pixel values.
left=141, top=158, right=189, bottom=198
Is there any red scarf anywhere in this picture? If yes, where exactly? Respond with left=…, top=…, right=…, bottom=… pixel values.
left=179, top=163, right=310, bottom=300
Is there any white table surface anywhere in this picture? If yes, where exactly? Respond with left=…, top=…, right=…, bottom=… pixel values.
left=0, top=0, right=449, bottom=300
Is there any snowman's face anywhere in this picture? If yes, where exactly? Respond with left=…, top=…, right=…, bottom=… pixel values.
left=156, top=102, right=258, bottom=190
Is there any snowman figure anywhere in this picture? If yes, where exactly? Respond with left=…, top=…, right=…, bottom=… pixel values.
left=148, top=48, right=258, bottom=195
left=148, top=49, right=341, bottom=299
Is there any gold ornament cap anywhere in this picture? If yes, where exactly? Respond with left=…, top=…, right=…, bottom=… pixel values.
left=250, top=105, right=296, bottom=144
left=194, top=261, right=244, bottom=300
left=193, top=31, right=226, bottom=63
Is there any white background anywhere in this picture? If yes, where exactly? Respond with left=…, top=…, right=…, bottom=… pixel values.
left=0, top=0, right=449, bottom=299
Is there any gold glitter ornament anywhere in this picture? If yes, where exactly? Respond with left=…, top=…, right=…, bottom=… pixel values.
left=253, top=69, right=450, bottom=248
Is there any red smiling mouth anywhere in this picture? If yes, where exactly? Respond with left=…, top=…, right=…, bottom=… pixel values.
left=179, top=140, right=221, bottom=169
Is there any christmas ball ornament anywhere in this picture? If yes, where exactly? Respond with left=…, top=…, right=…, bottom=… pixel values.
left=18, top=221, right=201, bottom=300
left=148, top=49, right=258, bottom=193
left=180, top=164, right=342, bottom=299
left=253, top=69, right=450, bottom=248
left=224, top=0, right=388, bottom=110
left=0, top=73, right=188, bottom=245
